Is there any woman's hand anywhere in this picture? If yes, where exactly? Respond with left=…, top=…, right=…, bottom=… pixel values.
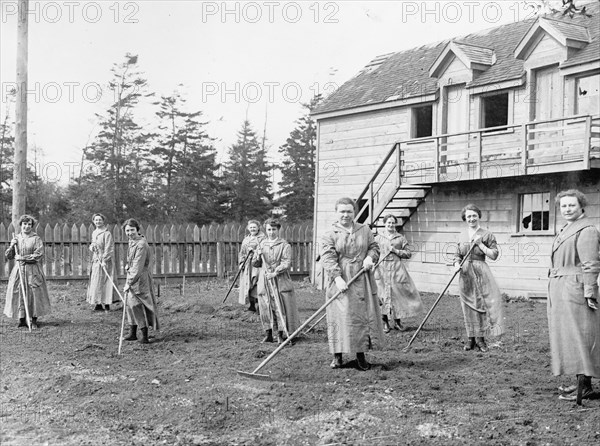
left=265, top=272, right=277, bottom=280
left=362, top=256, right=374, bottom=271
left=587, top=298, right=598, bottom=311
left=454, top=262, right=462, bottom=272
left=334, top=276, right=348, bottom=292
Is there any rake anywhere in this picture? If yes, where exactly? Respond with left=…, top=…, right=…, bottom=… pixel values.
left=238, top=254, right=387, bottom=380
left=402, top=243, right=479, bottom=352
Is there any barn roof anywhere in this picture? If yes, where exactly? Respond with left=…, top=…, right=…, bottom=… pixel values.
left=314, top=1, right=599, bottom=116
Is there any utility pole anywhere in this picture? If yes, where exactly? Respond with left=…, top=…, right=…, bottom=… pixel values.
left=12, top=0, right=29, bottom=230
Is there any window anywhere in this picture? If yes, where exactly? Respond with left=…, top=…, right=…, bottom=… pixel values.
left=576, top=73, right=600, bottom=116
left=481, top=92, right=509, bottom=129
left=519, top=192, right=550, bottom=232
left=412, top=105, right=433, bottom=138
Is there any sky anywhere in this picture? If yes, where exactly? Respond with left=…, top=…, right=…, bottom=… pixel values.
left=0, top=1, right=555, bottom=186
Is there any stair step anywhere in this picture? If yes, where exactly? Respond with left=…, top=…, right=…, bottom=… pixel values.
left=387, top=198, right=420, bottom=208
left=394, top=188, right=428, bottom=199
left=380, top=209, right=411, bottom=218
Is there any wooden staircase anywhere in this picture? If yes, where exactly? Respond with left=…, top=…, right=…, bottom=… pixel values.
left=355, top=142, right=430, bottom=230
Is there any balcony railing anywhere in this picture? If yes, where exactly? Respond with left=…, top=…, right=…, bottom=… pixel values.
left=401, top=114, right=599, bottom=184
left=355, top=114, right=599, bottom=226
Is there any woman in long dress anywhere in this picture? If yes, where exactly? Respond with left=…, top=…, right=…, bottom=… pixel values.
left=4, top=215, right=50, bottom=329
left=374, top=214, right=423, bottom=332
left=238, top=220, right=265, bottom=313
left=87, top=213, right=117, bottom=311
left=453, top=204, right=505, bottom=352
left=548, top=189, right=600, bottom=405
left=253, top=218, right=300, bottom=343
left=122, top=218, right=159, bottom=344
left=320, top=197, right=384, bottom=371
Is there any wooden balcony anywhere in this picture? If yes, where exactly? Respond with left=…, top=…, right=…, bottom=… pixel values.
left=355, top=114, right=599, bottom=227
left=401, top=114, right=600, bottom=184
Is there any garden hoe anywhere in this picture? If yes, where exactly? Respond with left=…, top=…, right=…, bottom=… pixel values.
left=403, top=243, right=482, bottom=352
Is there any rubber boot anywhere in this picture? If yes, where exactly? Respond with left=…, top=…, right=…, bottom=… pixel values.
left=93, top=304, right=103, bottom=311
left=31, top=317, right=38, bottom=330
left=356, top=352, right=370, bottom=371
left=138, top=327, right=149, bottom=344
left=330, top=353, right=343, bottom=369
left=247, top=295, right=257, bottom=312
left=17, top=317, right=27, bottom=328
left=262, top=329, right=274, bottom=343
left=475, top=337, right=488, bottom=352
left=395, top=318, right=406, bottom=331
left=382, top=315, right=391, bottom=333
left=104, top=305, right=110, bottom=311
left=464, top=337, right=476, bottom=351
left=124, top=325, right=137, bottom=341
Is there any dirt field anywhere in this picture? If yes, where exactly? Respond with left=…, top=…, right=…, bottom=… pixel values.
left=1, top=278, right=599, bottom=446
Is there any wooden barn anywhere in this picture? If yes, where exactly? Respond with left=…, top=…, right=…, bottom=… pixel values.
left=311, top=3, right=600, bottom=298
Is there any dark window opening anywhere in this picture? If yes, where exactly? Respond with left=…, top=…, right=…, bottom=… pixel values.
left=482, top=93, right=509, bottom=129
left=413, top=105, right=433, bottom=138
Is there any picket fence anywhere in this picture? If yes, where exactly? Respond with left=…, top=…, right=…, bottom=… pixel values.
left=0, top=222, right=313, bottom=281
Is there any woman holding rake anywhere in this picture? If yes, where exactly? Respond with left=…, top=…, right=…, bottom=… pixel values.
left=374, top=214, right=423, bottom=333
left=320, top=197, right=384, bottom=371
left=253, top=218, right=299, bottom=344
left=87, top=213, right=117, bottom=312
left=454, top=204, right=505, bottom=352
left=238, top=220, right=265, bottom=313
left=4, top=215, right=50, bottom=329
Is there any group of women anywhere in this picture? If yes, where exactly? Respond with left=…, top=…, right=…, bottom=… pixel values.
left=319, top=192, right=599, bottom=404
left=3, top=188, right=598, bottom=403
left=3, top=215, right=159, bottom=344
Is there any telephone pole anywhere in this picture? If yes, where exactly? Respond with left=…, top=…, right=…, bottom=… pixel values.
left=12, top=0, right=29, bottom=229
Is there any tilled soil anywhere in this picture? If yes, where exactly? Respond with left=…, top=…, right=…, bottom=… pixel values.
left=1, top=279, right=599, bottom=445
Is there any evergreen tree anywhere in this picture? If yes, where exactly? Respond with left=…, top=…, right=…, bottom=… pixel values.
left=223, top=120, right=272, bottom=221
left=277, top=96, right=320, bottom=221
left=74, top=53, right=155, bottom=222
left=151, top=91, right=224, bottom=224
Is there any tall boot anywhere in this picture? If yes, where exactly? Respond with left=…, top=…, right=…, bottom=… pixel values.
left=31, top=317, right=38, bottom=330
left=17, top=317, right=27, bottom=328
left=262, top=329, right=274, bottom=343
left=394, top=318, right=406, bottom=331
left=138, top=327, right=149, bottom=344
left=124, top=325, right=137, bottom=341
left=464, top=337, right=476, bottom=351
left=475, top=337, right=488, bottom=352
left=382, top=315, right=391, bottom=333
left=247, top=295, right=256, bottom=312
left=356, top=352, right=370, bottom=371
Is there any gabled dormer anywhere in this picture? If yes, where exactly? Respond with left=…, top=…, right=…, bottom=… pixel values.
left=429, top=41, right=496, bottom=83
left=515, top=17, right=591, bottom=66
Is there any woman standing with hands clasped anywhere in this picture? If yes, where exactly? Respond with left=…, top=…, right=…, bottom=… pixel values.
left=548, top=190, right=600, bottom=404
left=453, top=204, right=505, bottom=352
left=253, top=218, right=300, bottom=343
left=87, top=213, right=117, bottom=312
left=4, top=215, right=50, bottom=329
left=374, top=214, right=423, bottom=333
left=238, top=220, right=265, bottom=313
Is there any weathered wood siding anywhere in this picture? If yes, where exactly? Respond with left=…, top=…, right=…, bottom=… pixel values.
left=315, top=107, right=410, bottom=281
left=402, top=172, right=599, bottom=298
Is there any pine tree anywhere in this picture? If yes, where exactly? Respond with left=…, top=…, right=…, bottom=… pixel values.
left=151, top=91, right=224, bottom=224
left=223, top=120, right=273, bottom=221
left=277, top=96, right=320, bottom=221
left=75, top=53, right=155, bottom=222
